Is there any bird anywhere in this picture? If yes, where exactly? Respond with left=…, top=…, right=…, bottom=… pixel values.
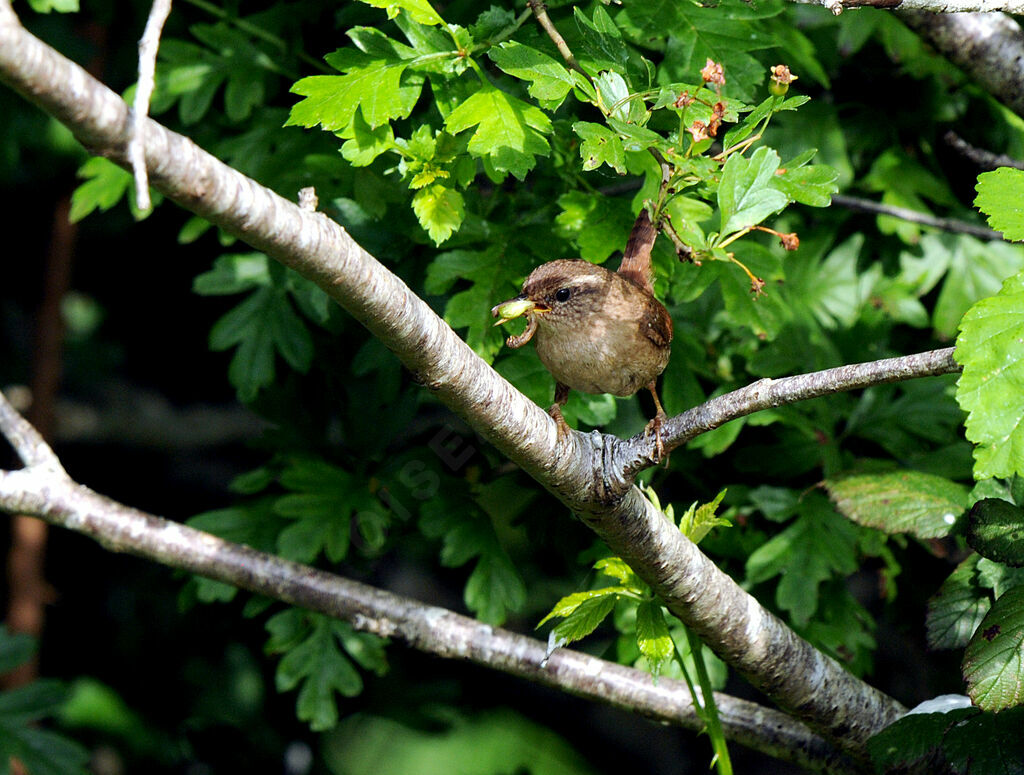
left=491, top=209, right=672, bottom=457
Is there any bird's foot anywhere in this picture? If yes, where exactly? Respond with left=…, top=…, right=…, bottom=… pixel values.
left=548, top=404, right=573, bottom=439
left=644, top=412, right=668, bottom=465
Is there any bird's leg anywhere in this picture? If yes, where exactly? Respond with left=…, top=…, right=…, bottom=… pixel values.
left=644, top=381, right=668, bottom=463
left=548, top=382, right=573, bottom=438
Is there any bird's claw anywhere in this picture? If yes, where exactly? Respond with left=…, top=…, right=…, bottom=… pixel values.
left=644, top=412, right=668, bottom=465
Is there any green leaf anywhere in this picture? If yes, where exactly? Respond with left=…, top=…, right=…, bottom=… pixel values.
left=975, top=167, right=1024, bottom=241
left=274, top=458, right=387, bottom=563
left=341, top=109, right=395, bottom=166
left=968, top=499, right=1024, bottom=566
left=445, top=85, right=551, bottom=179
left=962, top=583, right=1024, bottom=711
left=193, top=252, right=271, bottom=295
left=489, top=42, right=574, bottom=107
left=555, top=191, right=634, bottom=263
left=635, top=601, right=673, bottom=678
left=420, top=496, right=526, bottom=625
left=572, top=121, right=626, bottom=174
left=288, top=33, right=423, bottom=130
left=770, top=159, right=838, bottom=208
left=69, top=157, right=133, bottom=222
left=208, top=286, right=314, bottom=402
left=824, top=470, right=968, bottom=539
left=538, top=587, right=632, bottom=628
left=271, top=614, right=367, bottom=731
left=26, top=0, right=79, bottom=11
left=944, top=707, right=1024, bottom=774
left=745, top=495, right=859, bottom=626
left=678, top=488, right=730, bottom=544
left=411, top=184, right=465, bottom=245
left=955, top=270, right=1024, bottom=480
left=867, top=707, right=975, bottom=773
left=572, top=5, right=629, bottom=76
left=551, top=595, right=616, bottom=645
left=358, top=0, right=443, bottom=25
left=927, top=554, right=992, bottom=650
left=932, top=235, right=1024, bottom=339
left=425, top=248, right=525, bottom=361
left=0, top=726, right=90, bottom=775
left=717, top=147, right=789, bottom=235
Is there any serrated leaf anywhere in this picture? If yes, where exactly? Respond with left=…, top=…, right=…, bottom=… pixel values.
left=572, top=5, right=629, bottom=76
left=341, top=109, right=395, bottom=166
left=572, top=121, right=626, bottom=174
left=411, top=184, right=465, bottom=245
left=927, top=554, right=992, bottom=650
left=745, top=495, right=859, bottom=626
left=551, top=595, right=616, bottom=645
left=975, top=167, right=1024, bottom=241
left=635, top=601, right=673, bottom=678
left=273, top=458, right=386, bottom=564
left=718, top=147, right=789, bottom=235
left=770, top=161, right=838, bottom=208
left=419, top=496, right=526, bottom=625
left=944, top=707, right=1024, bottom=773
left=679, top=488, right=729, bottom=544
left=968, top=499, right=1024, bottom=566
left=69, top=157, right=133, bottom=222
left=867, top=707, right=977, bottom=773
left=288, top=34, right=423, bottom=130
left=825, top=470, right=968, bottom=539
left=208, top=286, right=314, bottom=401
left=955, top=270, right=1024, bottom=480
left=537, top=587, right=628, bottom=628
left=963, top=583, right=1024, bottom=711
left=489, top=42, right=573, bottom=106
left=594, top=556, right=641, bottom=586
left=358, top=0, right=443, bottom=25
left=273, top=616, right=365, bottom=731
left=445, top=85, right=551, bottom=179
left=193, top=253, right=271, bottom=295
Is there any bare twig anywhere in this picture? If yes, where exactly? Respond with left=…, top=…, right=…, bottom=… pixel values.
left=526, top=1, right=586, bottom=76
left=130, top=0, right=172, bottom=211
left=621, top=347, right=960, bottom=467
left=0, top=393, right=855, bottom=774
left=838, top=193, right=1001, bottom=237
left=831, top=194, right=1001, bottom=240
left=943, top=130, right=1024, bottom=172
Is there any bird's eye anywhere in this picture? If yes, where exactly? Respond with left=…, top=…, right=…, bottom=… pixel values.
left=554, top=288, right=571, bottom=303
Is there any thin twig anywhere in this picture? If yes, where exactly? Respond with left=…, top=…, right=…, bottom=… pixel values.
left=130, top=0, right=172, bottom=212
left=831, top=194, right=1002, bottom=240
left=943, top=130, right=1024, bottom=171
left=527, top=1, right=586, bottom=76
left=624, top=348, right=961, bottom=467
left=0, top=392, right=63, bottom=472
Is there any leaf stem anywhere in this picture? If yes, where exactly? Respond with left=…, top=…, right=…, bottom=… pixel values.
left=683, top=627, right=733, bottom=775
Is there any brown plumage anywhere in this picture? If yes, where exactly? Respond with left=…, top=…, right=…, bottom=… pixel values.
left=492, top=210, right=672, bottom=456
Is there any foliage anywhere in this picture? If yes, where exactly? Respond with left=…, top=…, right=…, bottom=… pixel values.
left=8, top=0, right=1024, bottom=771
left=0, top=626, right=89, bottom=775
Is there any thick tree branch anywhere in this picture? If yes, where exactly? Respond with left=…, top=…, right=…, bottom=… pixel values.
left=0, top=4, right=916, bottom=759
left=0, top=394, right=856, bottom=775
left=898, top=11, right=1024, bottom=119
left=795, top=0, right=1024, bottom=13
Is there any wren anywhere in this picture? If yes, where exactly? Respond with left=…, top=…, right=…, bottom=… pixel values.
left=492, top=210, right=672, bottom=456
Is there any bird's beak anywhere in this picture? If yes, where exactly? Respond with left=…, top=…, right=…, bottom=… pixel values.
left=491, top=296, right=548, bottom=326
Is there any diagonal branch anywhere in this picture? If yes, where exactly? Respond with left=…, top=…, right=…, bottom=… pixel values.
left=0, top=3, right=914, bottom=759
left=0, top=393, right=857, bottom=775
